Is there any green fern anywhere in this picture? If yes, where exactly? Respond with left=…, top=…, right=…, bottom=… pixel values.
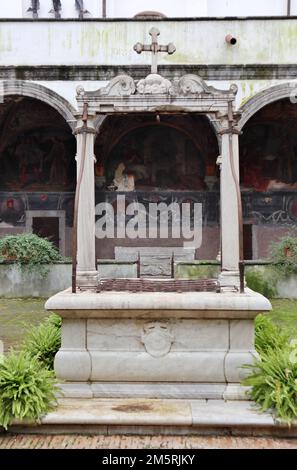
left=0, top=352, right=59, bottom=430
left=22, top=314, right=61, bottom=370
left=243, top=345, right=297, bottom=423
left=255, top=314, right=289, bottom=354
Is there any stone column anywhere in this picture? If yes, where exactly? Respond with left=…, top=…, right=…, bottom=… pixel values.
left=219, top=119, right=241, bottom=287
left=75, top=117, right=98, bottom=288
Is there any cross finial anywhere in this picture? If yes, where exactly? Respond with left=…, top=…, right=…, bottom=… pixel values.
left=134, top=27, right=176, bottom=74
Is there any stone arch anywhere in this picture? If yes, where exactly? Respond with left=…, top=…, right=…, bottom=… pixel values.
left=238, top=82, right=297, bottom=130
left=2, top=80, right=76, bottom=130
left=95, top=113, right=221, bottom=151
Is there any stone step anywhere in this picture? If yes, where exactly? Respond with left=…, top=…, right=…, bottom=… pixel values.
left=9, top=398, right=296, bottom=437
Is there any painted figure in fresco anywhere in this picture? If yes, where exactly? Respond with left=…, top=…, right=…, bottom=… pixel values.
left=123, top=147, right=150, bottom=184
left=47, top=138, right=67, bottom=186
left=16, top=136, right=44, bottom=187
left=106, top=127, right=208, bottom=191
left=241, top=118, right=297, bottom=192
left=112, top=162, right=135, bottom=191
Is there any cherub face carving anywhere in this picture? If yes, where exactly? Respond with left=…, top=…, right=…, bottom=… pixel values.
left=141, top=322, right=174, bottom=358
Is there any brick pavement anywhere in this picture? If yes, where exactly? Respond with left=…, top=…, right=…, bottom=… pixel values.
left=0, top=434, right=297, bottom=449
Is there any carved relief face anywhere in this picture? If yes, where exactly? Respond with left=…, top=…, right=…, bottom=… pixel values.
left=136, top=75, right=172, bottom=95
left=141, top=322, right=174, bottom=358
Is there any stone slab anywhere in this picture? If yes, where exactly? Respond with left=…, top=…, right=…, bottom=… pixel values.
left=98, top=263, right=137, bottom=279
left=59, top=382, right=227, bottom=399
left=10, top=398, right=276, bottom=429
left=115, top=247, right=195, bottom=262
left=223, top=384, right=251, bottom=401
left=45, top=288, right=272, bottom=319
left=87, top=318, right=229, bottom=351
left=190, top=400, right=275, bottom=427
left=10, top=398, right=297, bottom=436
left=89, top=351, right=226, bottom=382
left=59, top=383, right=93, bottom=399
left=42, top=398, right=193, bottom=426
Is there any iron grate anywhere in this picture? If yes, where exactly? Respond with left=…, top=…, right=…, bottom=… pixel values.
left=97, top=278, right=220, bottom=293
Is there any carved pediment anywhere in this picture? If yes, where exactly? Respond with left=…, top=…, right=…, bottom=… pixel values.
left=76, top=73, right=238, bottom=100
left=76, top=75, right=136, bottom=98
left=136, top=73, right=172, bottom=95
left=171, top=74, right=211, bottom=96
left=99, top=75, right=136, bottom=97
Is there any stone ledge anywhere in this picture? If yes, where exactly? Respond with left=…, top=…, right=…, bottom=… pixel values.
left=59, top=383, right=241, bottom=400
left=45, top=288, right=272, bottom=318
left=8, top=398, right=295, bottom=436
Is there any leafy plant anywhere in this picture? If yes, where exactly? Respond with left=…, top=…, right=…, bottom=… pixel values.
left=246, top=270, right=276, bottom=298
left=271, top=236, right=297, bottom=276
left=22, top=314, right=61, bottom=370
left=243, top=313, right=297, bottom=424
left=254, top=314, right=289, bottom=354
left=0, top=234, right=63, bottom=277
left=0, top=351, right=59, bottom=430
left=243, top=345, right=297, bottom=423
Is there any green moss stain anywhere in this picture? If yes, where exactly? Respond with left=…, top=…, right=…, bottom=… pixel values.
left=175, top=264, right=220, bottom=280
left=240, top=82, right=257, bottom=107
left=80, top=25, right=111, bottom=59
left=276, top=23, right=297, bottom=61
left=239, top=81, right=275, bottom=108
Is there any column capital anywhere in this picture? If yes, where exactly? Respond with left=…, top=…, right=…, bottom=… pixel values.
left=74, top=116, right=97, bottom=135
left=218, top=127, right=241, bottom=136
left=74, top=125, right=97, bottom=136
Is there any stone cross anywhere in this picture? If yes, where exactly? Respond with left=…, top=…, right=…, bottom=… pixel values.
left=134, top=27, right=176, bottom=74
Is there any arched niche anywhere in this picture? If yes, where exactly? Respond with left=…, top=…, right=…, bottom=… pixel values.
left=94, top=114, right=219, bottom=192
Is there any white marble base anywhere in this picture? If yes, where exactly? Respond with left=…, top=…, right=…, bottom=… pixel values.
left=59, top=382, right=250, bottom=400
left=11, top=398, right=281, bottom=434
left=46, top=287, right=271, bottom=401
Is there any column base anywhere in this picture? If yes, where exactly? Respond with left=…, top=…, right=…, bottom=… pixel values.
left=219, top=270, right=243, bottom=289
left=76, top=270, right=98, bottom=288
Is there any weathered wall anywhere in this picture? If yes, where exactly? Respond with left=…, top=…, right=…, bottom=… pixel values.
left=0, top=19, right=296, bottom=110
left=176, top=263, right=297, bottom=299
left=1, top=262, right=294, bottom=298
left=0, top=19, right=297, bottom=67
left=0, top=264, right=71, bottom=297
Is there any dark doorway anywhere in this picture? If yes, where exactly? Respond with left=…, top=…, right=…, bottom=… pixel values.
left=32, top=217, right=60, bottom=249
left=243, top=224, right=253, bottom=260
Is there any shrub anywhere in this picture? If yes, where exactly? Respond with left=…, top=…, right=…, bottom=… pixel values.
left=0, top=234, right=63, bottom=277
left=254, top=314, right=289, bottom=354
left=245, top=270, right=276, bottom=298
left=243, top=345, right=297, bottom=423
left=22, top=314, right=61, bottom=370
left=243, top=313, right=297, bottom=424
left=271, top=236, right=297, bottom=276
left=0, top=352, right=59, bottom=430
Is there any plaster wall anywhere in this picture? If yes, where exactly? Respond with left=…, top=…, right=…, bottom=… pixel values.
left=0, top=19, right=297, bottom=66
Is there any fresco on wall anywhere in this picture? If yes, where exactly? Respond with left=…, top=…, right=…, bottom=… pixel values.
left=0, top=96, right=76, bottom=192
left=240, top=99, right=297, bottom=192
left=95, top=115, right=220, bottom=192
left=105, top=126, right=207, bottom=191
